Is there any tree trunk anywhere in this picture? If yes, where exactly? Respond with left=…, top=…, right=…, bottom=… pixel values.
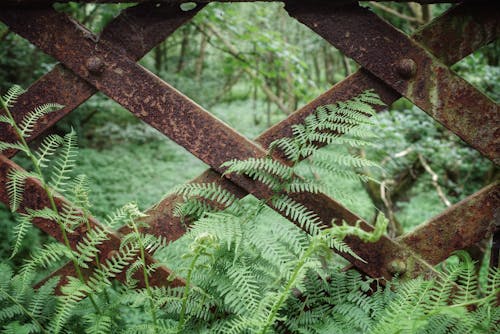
left=195, top=30, right=207, bottom=81
left=176, top=27, right=190, bottom=73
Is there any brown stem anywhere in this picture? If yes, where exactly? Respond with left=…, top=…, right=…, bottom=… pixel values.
left=418, top=153, right=451, bottom=207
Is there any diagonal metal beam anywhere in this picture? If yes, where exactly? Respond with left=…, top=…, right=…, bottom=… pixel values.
left=0, top=155, right=186, bottom=289
left=286, top=1, right=500, bottom=165
left=0, top=2, right=206, bottom=157
left=2, top=2, right=497, bottom=284
left=399, top=183, right=499, bottom=266
left=0, top=6, right=441, bottom=281
left=0, top=2, right=202, bottom=290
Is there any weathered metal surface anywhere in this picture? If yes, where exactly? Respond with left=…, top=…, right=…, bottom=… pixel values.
left=0, top=155, right=185, bottom=289
left=412, top=3, right=500, bottom=65
left=286, top=1, right=500, bottom=165
left=0, top=6, right=444, bottom=280
left=399, top=183, right=499, bottom=265
left=0, top=0, right=496, bottom=288
left=5, top=2, right=496, bottom=284
left=0, top=2, right=205, bottom=158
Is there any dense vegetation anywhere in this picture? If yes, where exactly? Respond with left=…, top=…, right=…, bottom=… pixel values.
left=0, top=1, right=498, bottom=333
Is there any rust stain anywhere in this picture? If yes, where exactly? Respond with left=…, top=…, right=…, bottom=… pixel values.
left=0, top=1, right=497, bottom=287
left=399, top=184, right=499, bottom=265
left=0, top=155, right=185, bottom=291
left=286, top=1, right=499, bottom=164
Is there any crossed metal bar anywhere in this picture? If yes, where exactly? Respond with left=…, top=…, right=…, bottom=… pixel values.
left=0, top=1, right=498, bottom=291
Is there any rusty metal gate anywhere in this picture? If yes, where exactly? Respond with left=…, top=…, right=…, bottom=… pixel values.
left=0, top=0, right=498, bottom=291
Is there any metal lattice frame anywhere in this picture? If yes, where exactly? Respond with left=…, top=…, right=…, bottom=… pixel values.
left=0, top=0, right=498, bottom=291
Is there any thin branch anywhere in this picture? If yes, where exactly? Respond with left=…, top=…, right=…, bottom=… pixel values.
left=418, top=153, right=451, bottom=207
left=370, top=2, right=423, bottom=23
left=200, top=22, right=289, bottom=113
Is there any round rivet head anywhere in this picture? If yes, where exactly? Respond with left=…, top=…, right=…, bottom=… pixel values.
left=86, top=56, right=105, bottom=74
left=388, top=259, right=407, bottom=276
left=396, top=58, right=417, bottom=79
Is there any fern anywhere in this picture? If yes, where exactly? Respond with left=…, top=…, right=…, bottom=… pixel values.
left=1, top=85, right=25, bottom=108
left=19, top=103, right=63, bottom=138
left=5, top=169, right=32, bottom=212
left=0, top=262, right=59, bottom=333
left=75, top=225, right=109, bottom=268
left=36, top=134, right=64, bottom=168
left=1, top=85, right=497, bottom=334
left=49, top=129, right=78, bottom=193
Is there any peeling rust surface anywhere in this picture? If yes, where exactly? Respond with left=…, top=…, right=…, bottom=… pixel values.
left=0, top=7, right=267, bottom=177
left=413, top=3, right=500, bottom=65
left=0, top=6, right=442, bottom=280
left=286, top=1, right=500, bottom=165
left=0, top=155, right=185, bottom=290
left=0, top=2, right=205, bottom=157
left=400, top=184, right=500, bottom=265
left=0, top=1, right=497, bottom=286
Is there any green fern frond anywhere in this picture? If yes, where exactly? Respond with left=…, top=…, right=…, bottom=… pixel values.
left=50, top=277, right=91, bottom=333
left=328, top=214, right=388, bottom=243
left=188, top=211, right=243, bottom=251
left=19, top=103, right=63, bottom=138
left=452, top=251, right=478, bottom=304
left=285, top=179, right=325, bottom=194
left=0, top=141, right=27, bottom=154
left=75, top=225, right=109, bottom=268
left=221, top=265, right=261, bottom=314
left=35, top=134, right=64, bottom=168
left=25, top=207, right=60, bottom=222
left=222, top=157, right=294, bottom=182
left=83, top=313, right=112, bottom=334
left=269, top=137, right=300, bottom=162
left=0, top=263, right=58, bottom=334
left=58, top=202, right=87, bottom=233
left=49, top=129, right=78, bottom=193
left=173, top=199, right=216, bottom=220
left=88, top=242, right=140, bottom=290
left=6, top=169, right=32, bottom=212
left=69, top=174, right=92, bottom=211
left=0, top=114, right=14, bottom=125
left=10, top=213, right=32, bottom=258
left=171, top=182, right=243, bottom=218
left=271, top=195, right=323, bottom=236
left=1, top=85, right=25, bottom=107
left=20, top=243, right=72, bottom=286
left=28, top=277, right=59, bottom=319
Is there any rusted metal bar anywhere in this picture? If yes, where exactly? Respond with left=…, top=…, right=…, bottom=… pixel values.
left=0, top=7, right=440, bottom=280
left=286, top=1, right=500, bottom=165
left=399, top=183, right=499, bottom=266
left=0, top=155, right=185, bottom=289
left=0, top=2, right=205, bottom=157
left=5, top=2, right=496, bottom=283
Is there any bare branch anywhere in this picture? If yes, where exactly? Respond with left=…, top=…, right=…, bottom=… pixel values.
left=418, top=153, right=452, bottom=207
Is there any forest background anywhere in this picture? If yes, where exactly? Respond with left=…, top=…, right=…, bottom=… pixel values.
left=0, top=1, right=498, bottom=267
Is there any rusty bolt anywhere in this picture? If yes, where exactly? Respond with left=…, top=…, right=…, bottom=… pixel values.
left=396, top=58, right=417, bottom=79
left=388, top=259, right=407, bottom=276
left=86, top=56, right=105, bottom=74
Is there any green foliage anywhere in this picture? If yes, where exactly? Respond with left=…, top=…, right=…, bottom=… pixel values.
left=279, top=253, right=500, bottom=334
left=368, top=106, right=494, bottom=231
left=1, top=85, right=498, bottom=334
left=0, top=262, right=59, bottom=334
